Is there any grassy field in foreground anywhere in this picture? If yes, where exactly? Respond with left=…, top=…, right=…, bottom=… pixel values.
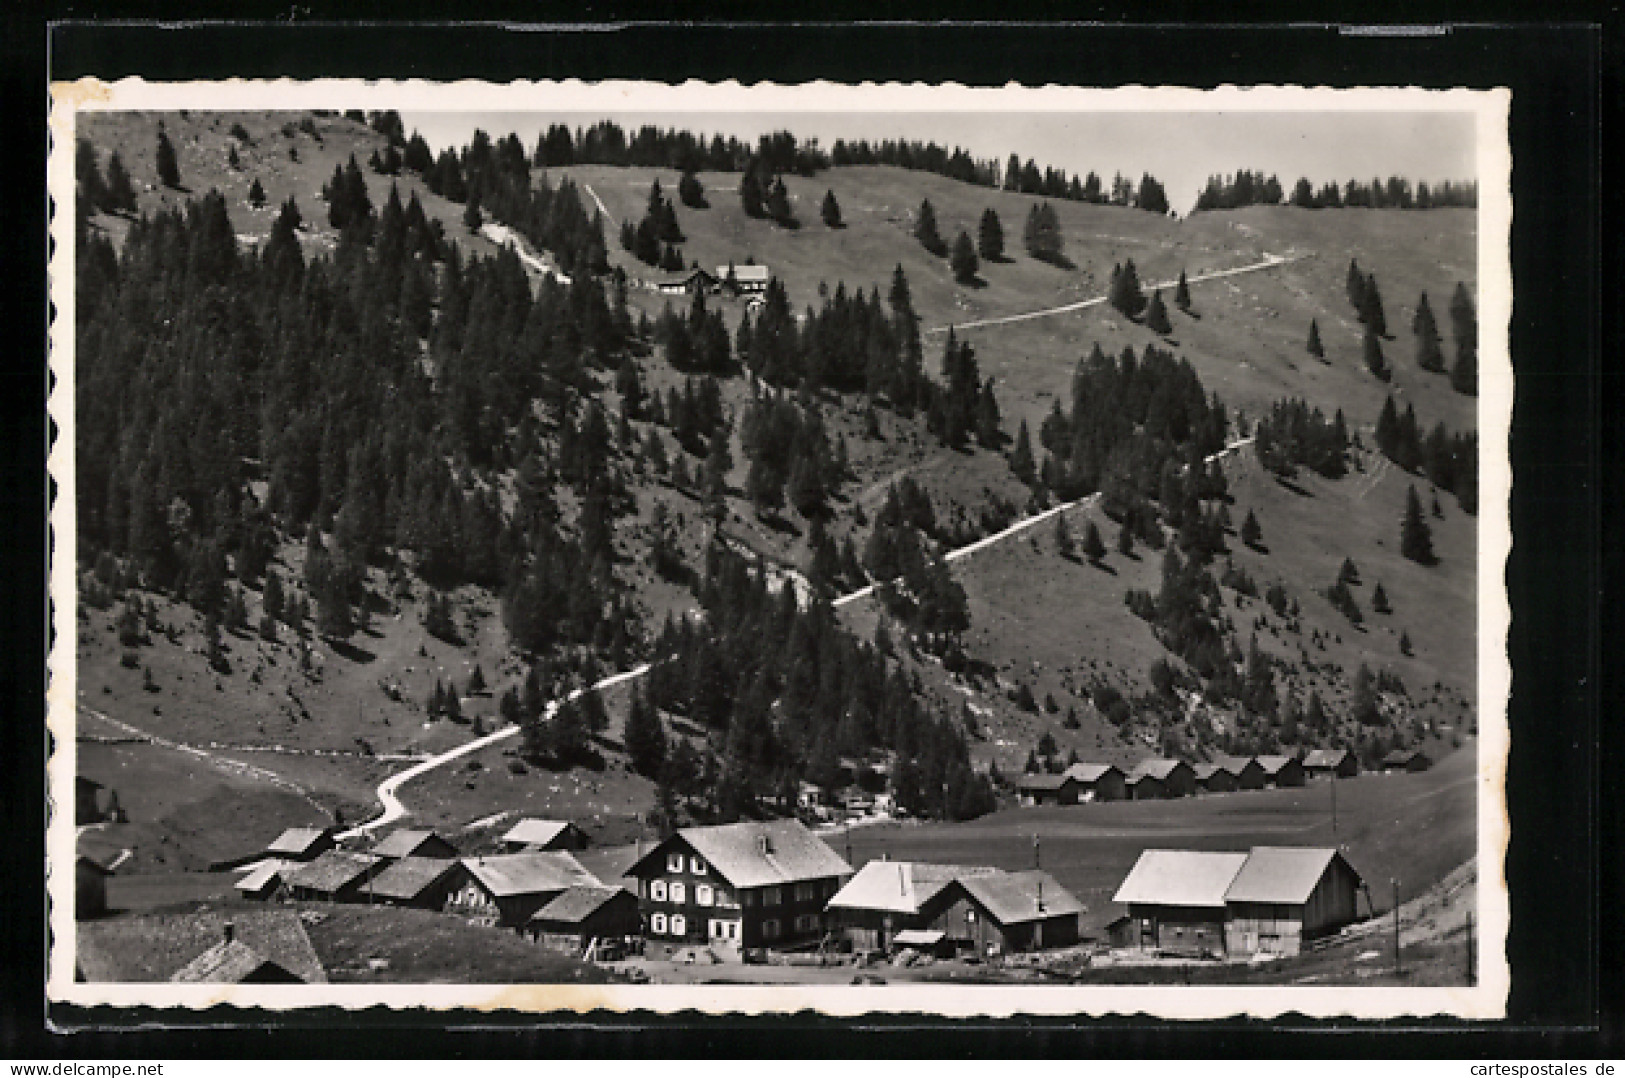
left=841, top=739, right=1476, bottom=936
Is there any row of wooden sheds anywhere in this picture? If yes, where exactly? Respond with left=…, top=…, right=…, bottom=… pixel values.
left=1018, top=747, right=1385, bottom=806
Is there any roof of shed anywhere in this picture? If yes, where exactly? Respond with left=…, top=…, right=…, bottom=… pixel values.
left=367, top=855, right=461, bottom=900
left=1223, top=847, right=1357, bottom=904
left=266, top=827, right=331, bottom=856
left=530, top=885, right=629, bottom=925
left=284, top=850, right=381, bottom=893
left=957, top=870, right=1085, bottom=924
left=1128, top=758, right=1189, bottom=781
left=78, top=908, right=326, bottom=983
left=634, top=819, right=851, bottom=890
left=234, top=858, right=291, bottom=893
left=718, top=264, right=771, bottom=281
left=1212, top=755, right=1261, bottom=776
left=1064, top=762, right=1122, bottom=784
left=371, top=828, right=456, bottom=861
left=827, top=860, right=999, bottom=915
left=1254, top=755, right=1298, bottom=774
left=169, top=939, right=297, bottom=984
left=1302, top=748, right=1350, bottom=768
left=460, top=851, right=595, bottom=897
left=499, top=819, right=577, bottom=848
left=1016, top=773, right=1073, bottom=791
left=1112, top=850, right=1250, bottom=908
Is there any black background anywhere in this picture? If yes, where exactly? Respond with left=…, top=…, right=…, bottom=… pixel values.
left=3, top=9, right=1615, bottom=1059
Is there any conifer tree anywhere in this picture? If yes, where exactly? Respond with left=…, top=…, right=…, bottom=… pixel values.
left=1449, top=282, right=1478, bottom=396
left=1413, top=291, right=1445, bottom=372
left=1083, top=520, right=1107, bottom=563
left=463, top=191, right=483, bottom=232
left=1363, top=330, right=1391, bottom=381
left=1175, top=269, right=1192, bottom=312
left=1117, top=523, right=1134, bottom=557
left=624, top=685, right=667, bottom=778
left=1399, top=630, right=1413, bottom=656
left=248, top=177, right=267, bottom=208
left=1401, top=484, right=1436, bottom=564
left=1108, top=260, right=1147, bottom=318
left=1145, top=289, right=1172, bottom=334
left=1362, top=274, right=1388, bottom=337
left=1306, top=318, right=1324, bottom=359
left=679, top=169, right=706, bottom=209
left=977, top=207, right=1004, bottom=261
left=103, top=152, right=138, bottom=212
left=1241, top=509, right=1263, bottom=549
left=820, top=189, right=842, bottom=227
left=1023, top=202, right=1064, bottom=264
left=915, top=198, right=946, bottom=255
left=1352, top=663, right=1383, bottom=725
left=1054, top=513, right=1075, bottom=558
left=155, top=126, right=181, bottom=188
left=950, top=230, right=979, bottom=283
left=766, top=176, right=794, bottom=225
left=76, top=139, right=106, bottom=210
left=1371, top=581, right=1391, bottom=613
left=1009, top=419, right=1036, bottom=485
left=1347, top=259, right=1366, bottom=311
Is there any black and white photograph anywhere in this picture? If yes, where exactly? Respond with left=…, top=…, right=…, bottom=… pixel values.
left=46, top=76, right=1512, bottom=1019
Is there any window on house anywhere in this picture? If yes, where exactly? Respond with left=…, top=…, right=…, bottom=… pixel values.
left=794, top=882, right=815, bottom=903
left=669, top=881, right=686, bottom=905
left=690, top=856, right=707, bottom=875
left=740, top=890, right=755, bottom=907
left=666, top=853, right=685, bottom=874
left=696, top=884, right=714, bottom=907
left=650, top=913, right=667, bottom=935
left=762, top=918, right=781, bottom=940
left=670, top=914, right=686, bottom=936
left=715, top=889, right=733, bottom=907
left=650, top=880, right=667, bottom=902
left=965, top=908, right=977, bottom=923
left=763, top=886, right=780, bottom=906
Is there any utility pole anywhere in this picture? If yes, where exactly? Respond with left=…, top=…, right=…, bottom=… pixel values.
left=1392, top=878, right=1402, bottom=975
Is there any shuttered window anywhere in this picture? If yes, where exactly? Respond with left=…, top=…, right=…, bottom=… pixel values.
left=650, top=880, right=667, bottom=901
left=696, top=884, right=714, bottom=907
left=650, top=913, right=667, bottom=934
left=670, top=914, right=686, bottom=936
left=669, top=881, right=686, bottom=905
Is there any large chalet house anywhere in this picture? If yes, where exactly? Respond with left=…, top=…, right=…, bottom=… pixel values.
left=627, top=819, right=852, bottom=958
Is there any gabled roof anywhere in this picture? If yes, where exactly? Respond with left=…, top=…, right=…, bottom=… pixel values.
left=460, top=851, right=596, bottom=898
left=573, top=844, right=645, bottom=891
left=1223, top=847, right=1359, bottom=905
left=1302, top=748, right=1350, bottom=768
left=499, top=819, right=579, bottom=848
left=1112, top=850, right=1250, bottom=908
left=1254, top=755, right=1299, bottom=775
left=76, top=909, right=327, bottom=984
left=632, top=819, right=851, bottom=890
left=827, top=860, right=999, bottom=915
left=170, top=939, right=300, bottom=984
left=1065, top=762, right=1123, bottom=784
left=1016, top=772, right=1074, bottom=791
left=1212, top=755, right=1261, bottom=777
left=367, top=855, right=461, bottom=901
left=1192, top=763, right=1224, bottom=781
left=1382, top=748, right=1430, bottom=764
left=529, top=885, right=629, bottom=925
left=266, top=827, right=331, bottom=857
left=956, top=870, right=1085, bottom=925
left=234, top=858, right=291, bottom=894
left=1128, top=758, right=1190, bottom=782
left=284, top=850, right=381, bottom=894
left=371, top=828, right=457, bottom=860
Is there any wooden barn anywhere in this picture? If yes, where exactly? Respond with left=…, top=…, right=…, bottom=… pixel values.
left=1065, top=762, right=1127, bottom=802
left=1302, top=748, right=1360, bottom=780
left=1254, top=754, right=1306, bottom=788
left=1222, top=847, right=1364, bottom=957
left=1214, top=755, right=1267, bottom=790
left=656, top=266, right=717, bottom=296
left=628, top=819, right=851, bottom=959
left=930, top=870, right=1084, bottom=956
left=282, top=851, right=385, bottom=903
left=499, top=818, right=590, bottom=853
left=1016, top=772, right=1079, bottom=806
left=1126, top=759, right=1197, bottom=800
left=717, top=263, right=771, bottom=295
left=825, top=860, right=1000, bottom=952
left=76, top=854, right=112, bottom=919
left=526, top=885, right=642, bottom=956
left=1112, top=849, right=1249, bottom=957
left=370, top=828, right=459, bottom=862
left=445, top=851, right=599, bottom=930
left=233, top=858, right=291, bottom=902
left=1382, top=748, right=1434, bottom=773
left=1194, top=762, right=1237, bottom=795
left=364, top=856, right=464, bottom=910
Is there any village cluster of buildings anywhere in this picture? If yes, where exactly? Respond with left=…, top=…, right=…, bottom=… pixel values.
left=201, top=812, right=1367, bottom=972
left=1016, top=746, right=1432, bottom=807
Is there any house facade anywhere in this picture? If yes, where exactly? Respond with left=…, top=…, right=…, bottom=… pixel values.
left=930, top=871, right=1084, bottom=956
left=825, top=860, right=998, bottom=952
left=1222, top=847, right=1363, bottom=957
left=1064, top=763, right=1127, bottom=802
left=366, top=856, right=463, bottom=910
left=283, top=851, right=385, bottom=903
left=1215, top=756, right=1267, bottom=790
left=443, top=852, right=599, bottom=930
left=1302, top=748, right=1360, bottom=780
left=1016, top=773, right=1079, bottom=806
left=526, top=886, right=642, bottom=955
left=628, top=819, right=851, bottom=958
left=1194, top=763, right=1237, bottom=794
left=1127, top=759, right=1196, bottom=800
left=1254, top=755, right=1306, bottom=788
left=717, top=264, right=771, bottom=295
left=1112, top=849, right=1250, bottom=957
